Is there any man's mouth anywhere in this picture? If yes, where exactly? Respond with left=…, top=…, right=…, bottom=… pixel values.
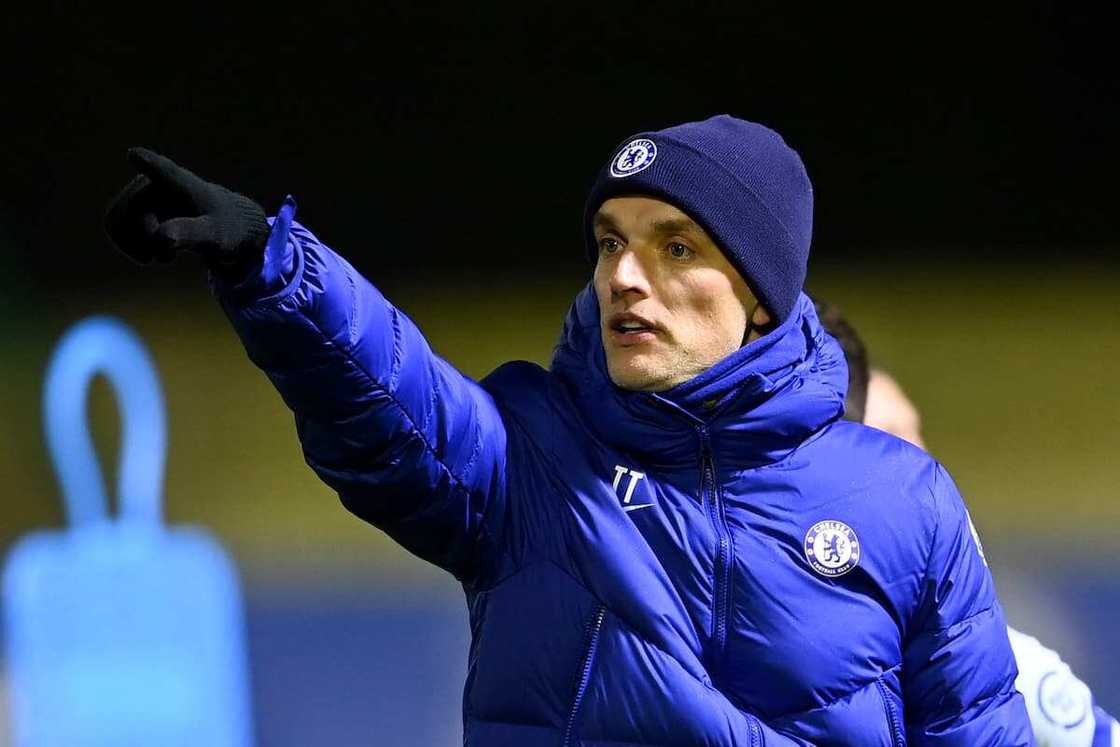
left=607, top=313, right=659, bottom=345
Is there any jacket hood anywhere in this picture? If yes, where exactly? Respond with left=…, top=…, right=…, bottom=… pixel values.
left=550, top=286, right=847, bottom=470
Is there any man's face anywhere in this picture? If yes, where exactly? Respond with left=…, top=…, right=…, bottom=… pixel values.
left=864, top=369, right=926, bottom=449
left=592, top=196, right=770, bottom=392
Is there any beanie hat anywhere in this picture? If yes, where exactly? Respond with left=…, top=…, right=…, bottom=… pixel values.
left=583, top=115, right=814, bottom=324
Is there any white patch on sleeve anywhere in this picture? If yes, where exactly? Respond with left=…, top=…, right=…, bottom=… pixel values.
left=1008, top=627, right=1098, bottom=746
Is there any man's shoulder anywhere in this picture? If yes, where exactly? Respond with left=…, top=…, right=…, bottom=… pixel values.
left=480, top=360, right=575, bottom=426
left=810, top=419, right=938, bottom=481
left=480, top=360, right=553, bottom=400
left=795, top=419, right=944, bottom=526
left=480, top=361, right=602, bottom=473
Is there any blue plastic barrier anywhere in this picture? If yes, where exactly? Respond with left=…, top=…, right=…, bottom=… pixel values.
left=3, top=317, right=253, bottom=747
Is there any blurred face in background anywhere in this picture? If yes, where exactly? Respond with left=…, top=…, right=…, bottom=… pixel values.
left=864, top=369, right=927, bottom=449
left=592, top=196, right=771, bottom=392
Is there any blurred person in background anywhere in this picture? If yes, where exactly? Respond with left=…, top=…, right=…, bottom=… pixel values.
left=105, top=116, right=1032, bottom=745
left=817, top=298, right=1120, bottom=747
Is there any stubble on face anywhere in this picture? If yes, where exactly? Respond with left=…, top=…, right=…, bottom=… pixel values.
left=592, top=197, right=762, bottom=392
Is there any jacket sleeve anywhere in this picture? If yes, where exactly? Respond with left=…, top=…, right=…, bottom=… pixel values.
left=1008, top=627, right=1120, bottom=746
left=212, top=198, right=508, bottom=585
left=902, top=464, right=1035, bottom=746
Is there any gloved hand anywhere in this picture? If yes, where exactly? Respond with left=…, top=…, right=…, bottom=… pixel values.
left=104, top=148, right=271, bottom=281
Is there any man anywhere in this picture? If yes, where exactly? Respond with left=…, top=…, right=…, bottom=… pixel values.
left=816, top=299, right=1120, bottom=747
left=106, top=116, right=1032, bottom=745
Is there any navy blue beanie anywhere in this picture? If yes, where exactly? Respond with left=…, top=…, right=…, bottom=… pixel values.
left=584, top=115, right=814, bottom=324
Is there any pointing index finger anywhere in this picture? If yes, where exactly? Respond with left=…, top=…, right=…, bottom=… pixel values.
left=126, top=147, right=206, bottom=202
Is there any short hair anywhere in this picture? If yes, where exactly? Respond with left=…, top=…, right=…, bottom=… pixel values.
left=813, top=298, right=869, bottom=423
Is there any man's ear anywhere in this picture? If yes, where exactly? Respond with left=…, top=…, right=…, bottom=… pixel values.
left=751, top=303, right=772, bottom=329
left=743, top=301, right=774, bottom=345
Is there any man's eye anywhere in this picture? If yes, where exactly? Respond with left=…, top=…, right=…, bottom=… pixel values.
left=599, top=237, right=621, bottom=254
left=667, top=242, right=693, bottom=260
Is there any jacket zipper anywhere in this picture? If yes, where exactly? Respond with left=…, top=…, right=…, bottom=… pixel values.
left=748, top=716, right=761, bottom=747
left=699, top=425, right=733, bottom=674
left=563, top=605, right=605, bottom=747
left=876, top=679, right=905, bottom=747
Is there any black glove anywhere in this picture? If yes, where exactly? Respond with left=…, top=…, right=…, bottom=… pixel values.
left=104, top=148, right=271, bottom=281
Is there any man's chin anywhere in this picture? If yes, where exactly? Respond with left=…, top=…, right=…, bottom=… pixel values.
left=606, top=357, right=673, bottom=392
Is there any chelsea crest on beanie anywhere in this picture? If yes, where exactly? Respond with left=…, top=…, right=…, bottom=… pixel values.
left=584, top=115, right=814, bottom=324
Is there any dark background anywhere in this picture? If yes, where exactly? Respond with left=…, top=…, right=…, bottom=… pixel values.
left=3, top=2, right=1118, bottom=294
left=2, top=4, right=1118, bottom=744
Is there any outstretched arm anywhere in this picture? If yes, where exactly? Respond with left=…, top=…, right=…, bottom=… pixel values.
left=216, top=206, right=509, bottom=584
left=105, top=151, right=509, bottom=585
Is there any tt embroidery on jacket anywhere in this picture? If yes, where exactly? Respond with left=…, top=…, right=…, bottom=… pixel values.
left=803, top=520, right=861, bottom=577
left=612, top=465, right=653, bottom=512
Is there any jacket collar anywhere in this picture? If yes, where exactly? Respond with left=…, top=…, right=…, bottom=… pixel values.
left=550, top=286, right=847, bottom=471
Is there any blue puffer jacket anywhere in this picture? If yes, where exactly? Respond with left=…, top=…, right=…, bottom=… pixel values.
left=216, top=199, right=1033, bottom=746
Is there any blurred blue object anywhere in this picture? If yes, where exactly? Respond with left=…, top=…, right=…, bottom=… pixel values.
left=2, top=316, right=253, bottom=747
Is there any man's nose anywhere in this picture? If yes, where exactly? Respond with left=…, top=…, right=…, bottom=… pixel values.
left=609, top=250, right=651, bottom=298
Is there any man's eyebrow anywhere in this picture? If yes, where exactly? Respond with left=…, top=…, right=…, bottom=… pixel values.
left=592, top=212, right=621, bottom=233
left=650, top=218, right=704, bottom=237
left=593, top=212, right=705, bottom=238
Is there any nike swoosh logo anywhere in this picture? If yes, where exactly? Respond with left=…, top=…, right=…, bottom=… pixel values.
left=623, top=503, right=655, bottom=513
